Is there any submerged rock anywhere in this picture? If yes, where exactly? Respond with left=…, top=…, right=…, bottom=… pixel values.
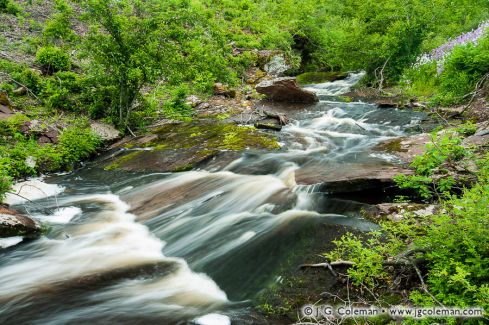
left=3, top=179, right=65, bottom=206
left=256, top=77, right=319, bottom=103
left=296, top=71, right=348, bottom=85
left=0, top=207, right=42, bottom=238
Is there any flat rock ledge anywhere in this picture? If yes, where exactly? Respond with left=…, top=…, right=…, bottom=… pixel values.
left=295, top=163, right=413, bottom=194
left=256, top=77, right=319, bottom=103
left=374, top=133, right=431, bottom=165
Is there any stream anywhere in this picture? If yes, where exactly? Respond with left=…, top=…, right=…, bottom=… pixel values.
left=0, top=73, right=432, bottom=325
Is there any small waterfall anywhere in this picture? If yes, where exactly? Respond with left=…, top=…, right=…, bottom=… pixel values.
left=303, top=71, right=366, bottom=96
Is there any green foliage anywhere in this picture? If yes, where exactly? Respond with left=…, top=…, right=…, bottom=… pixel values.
left=35, top=46, right=71, bottom=74
left=394, top=132, right=469, bottom=199
left=327, top=155, right=489, bottom=317
left=40, top=71, right=84, bottom=110
left=163, top=86, right=193, bottom=120
left=456, top=121, right=478, bottom=136
left=0, top=168, right=12, bottom=200
left=0, top=116, right=100, bottom=198
left=43, top=0, right=76, bottom=43
left=404, top=34, right=489, bottom=105
left=435, top=36, right=489, bottom=105
left=0, top=0, right=21, bottom=15
left=58, top=126, right=101, bottom=164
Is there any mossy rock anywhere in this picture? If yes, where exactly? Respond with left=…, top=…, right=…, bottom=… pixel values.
left=103, top=122, right=280, bottom=172
left=296, top=71, right=348, bottom=85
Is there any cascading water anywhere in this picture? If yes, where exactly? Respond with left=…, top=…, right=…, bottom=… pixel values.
left=0, top=73, right=432, bottom=324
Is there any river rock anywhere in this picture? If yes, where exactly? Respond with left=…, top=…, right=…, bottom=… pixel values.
left=37, top=130, right=59, bottom=144
left=213, top=83, right=236, bottom=98
left=256, top=77, right=319, bottom=103
left=0, top=207, right=42, bottom=238
left=91, top=121, right=121, bottom=142
left=295, top=163, right=413, bottom=194
left=254, top=118, right=283, bottom=131
left=374, top=133, right=431, bottom=165
left=364, top=203, right=439, bottom=222
left=462, top=126, right=489, bottom=147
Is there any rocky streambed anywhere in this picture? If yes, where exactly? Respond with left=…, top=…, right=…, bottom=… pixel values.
left=0, top=74, right=440, bottom=324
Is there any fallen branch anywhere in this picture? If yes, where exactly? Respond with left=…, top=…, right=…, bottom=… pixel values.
left=455, top=72, right=489, bottom=116
left=412, top=262, right=445, bottom=307
left=300, top=260, right=355, bottom=277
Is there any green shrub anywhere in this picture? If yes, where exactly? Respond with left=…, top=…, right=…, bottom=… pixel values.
left=43, top=0, right=76, bottom=42
left=394, top=132, right=469, bottom=199
left=58, top=127, right=100, bottom=165
left=35, top=46, right=71, bottom=74
left=39, top=71, right=84, bottom=110
left=0, top=168, right=12, bottom=200
left=0, top=0, right=21, bottom=15
left=163, top=85, right=193, bottom=120
left=326, top=155, right=489, bottom=320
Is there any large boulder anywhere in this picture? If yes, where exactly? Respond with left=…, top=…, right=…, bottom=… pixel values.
left=91, top=122, right=121, bottom=142
left=0, top=207, right=42, bottom=238
left=256, top=77, right=319, bottom=103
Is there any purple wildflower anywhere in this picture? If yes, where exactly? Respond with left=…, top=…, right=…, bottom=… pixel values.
left=414, top=20, right=489, bottom=74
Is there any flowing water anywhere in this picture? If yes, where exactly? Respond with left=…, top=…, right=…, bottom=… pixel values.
left=0, top=73, right=432, bottom=324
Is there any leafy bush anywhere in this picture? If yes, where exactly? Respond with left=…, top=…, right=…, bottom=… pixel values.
left=403, top=33, right=489, bottom=105
left=0, top=168, right=12, bottom=200
left=35, top=46, right=71, bottom=74
left=39, top=71, right=84, bottom=110
left=58, top=127, right=100, bottom=165
left=163, top=85, right=193, bottom=120
left=326, top=155, right=489, bottom=321
left=43, top=0, right=76, bottom=42
left=0, top=117, right=100, bottom=198
left=394, top=132, right=470, bottom=199
left=0, top=0, right=21, bottom=15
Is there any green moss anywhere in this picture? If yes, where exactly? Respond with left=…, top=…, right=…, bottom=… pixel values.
left=151, top=122, right=280, bottom=151
left=172, top=163, right=194, bottom=172
left=376, top=138, right=403, bottom=153
left=104, top=150, right=143, bottom=171
left=296, top=71, right=348, bottom=85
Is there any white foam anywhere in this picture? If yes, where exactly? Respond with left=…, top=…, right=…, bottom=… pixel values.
left=0, top=236, right=23, bottom=249
left=304, top=71, right=366, bottom=96
left=0, top=194, right=228, bottom=311
left=37, top=207, right=82, bottom=224
left=194, top=313, right=231, bottom=325
left=3, top=178, right=65, bottom=205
